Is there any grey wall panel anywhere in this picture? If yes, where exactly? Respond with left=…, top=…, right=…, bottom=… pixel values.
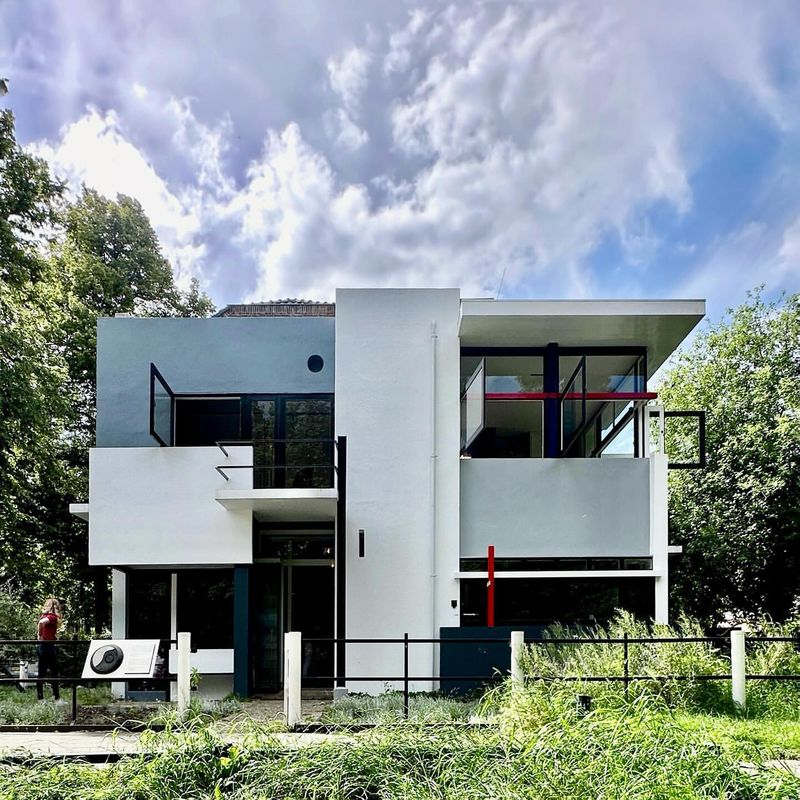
left=460, top=458, right=650, bottom=558
left=96, top=317, right=335, bottom=447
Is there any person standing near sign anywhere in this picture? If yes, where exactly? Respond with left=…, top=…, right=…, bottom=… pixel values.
left=36, top=598, right=61, bottom=701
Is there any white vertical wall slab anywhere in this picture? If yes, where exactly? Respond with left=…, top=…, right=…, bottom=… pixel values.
left=650, top=452, right=669, bottom=623
left=111, top=569, right=126, bottom=699
left=336, top=289, right=461, bottom=692
left=89, top=446, right=253, bottom=566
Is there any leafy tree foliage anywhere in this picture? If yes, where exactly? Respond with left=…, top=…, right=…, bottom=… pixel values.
left=0, top=110, right=214, bottom=629
left=660, top=292, right=800, bottom=623
left=0, top=110, right=78, bottom=609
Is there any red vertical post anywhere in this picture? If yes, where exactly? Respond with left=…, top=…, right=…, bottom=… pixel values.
left=487, top=544, right=495, bottom=627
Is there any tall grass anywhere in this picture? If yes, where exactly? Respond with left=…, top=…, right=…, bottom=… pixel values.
left=1, top=701, right=798, bottom=798
left=517, top=610, right=800, bottom=718
left=321, top=691, right=480, bottom=724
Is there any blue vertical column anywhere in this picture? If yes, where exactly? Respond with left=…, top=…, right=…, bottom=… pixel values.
left=233, top=565, right=250, bottom=698
left=543, top=342, right=560, bottom=458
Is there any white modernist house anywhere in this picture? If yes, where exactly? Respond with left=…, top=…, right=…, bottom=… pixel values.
left=70, top=289, right=705, bottom=697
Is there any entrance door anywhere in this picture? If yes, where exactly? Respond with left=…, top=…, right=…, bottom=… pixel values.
left=251, top=536, right=335, bottom=692
left=287, top=565, right=335, bottom=686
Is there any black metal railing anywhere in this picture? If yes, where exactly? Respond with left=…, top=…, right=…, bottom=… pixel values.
left=303, top=632, right=800, bottom=719
left=0, top=638, right=177, bottom=723
left=215, top=438, right=338, bottom=489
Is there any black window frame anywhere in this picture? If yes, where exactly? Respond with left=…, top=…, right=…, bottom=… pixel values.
left=149, top=363, right=175, bottom=447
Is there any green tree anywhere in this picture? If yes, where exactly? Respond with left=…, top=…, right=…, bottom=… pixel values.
left=660, top=292, right=800, bottom=623
left=0, top=109, right=81, bottom=609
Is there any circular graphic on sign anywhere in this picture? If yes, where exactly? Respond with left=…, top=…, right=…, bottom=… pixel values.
left=90, top=644, right=124, bottom=674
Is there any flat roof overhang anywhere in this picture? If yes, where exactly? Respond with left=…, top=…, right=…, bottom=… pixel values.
left=69, top=503, right=89, bottom=521
left=215, top=488, right=338, bottom=522
left=459, top=299, right=705, bottom=375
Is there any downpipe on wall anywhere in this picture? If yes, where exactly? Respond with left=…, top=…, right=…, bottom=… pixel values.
left=430, top=320, right=438, bottom=683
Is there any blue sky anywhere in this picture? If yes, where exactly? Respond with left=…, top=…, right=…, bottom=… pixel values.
left=1, top=1, right=799, bottom=318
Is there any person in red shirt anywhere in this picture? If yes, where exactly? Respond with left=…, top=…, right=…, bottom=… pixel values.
left=36, top=598, right=61, bottom=701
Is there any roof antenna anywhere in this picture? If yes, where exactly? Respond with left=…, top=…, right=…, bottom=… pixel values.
left=495, top=264, right=508, bottom=299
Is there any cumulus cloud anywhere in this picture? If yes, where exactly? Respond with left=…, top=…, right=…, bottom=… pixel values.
left=327, top=46, right=372, bottom=114
left=323, top=108, right=369, bottom=152
left=17, top=1, right=800, bottom=306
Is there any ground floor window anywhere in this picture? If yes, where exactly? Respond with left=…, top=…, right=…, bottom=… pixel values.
left=176, top=569, right=234, bottom=649
left=460, top=577, right=655, bottom=627
left=126, top=570, right=171, bottom=639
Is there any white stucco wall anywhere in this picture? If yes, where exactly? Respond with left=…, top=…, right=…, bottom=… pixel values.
left=335, top=288, right=461, bottom=691
left=89, top=446, right=253, bottom=566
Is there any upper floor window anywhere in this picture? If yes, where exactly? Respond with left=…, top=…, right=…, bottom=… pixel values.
left=460, top=347, right=650, bottom=459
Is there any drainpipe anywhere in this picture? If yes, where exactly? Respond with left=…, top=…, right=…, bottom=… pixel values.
left=430, top=321, right=438, bottom=683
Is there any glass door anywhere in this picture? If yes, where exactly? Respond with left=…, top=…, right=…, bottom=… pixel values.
left=286, top=564, right=335, bottom=687
left=251, top=563, right=281, bottom=691
left=284, top=398, right=334, bottom=488
left=251, top=399, right=277, bottom=489
left=247, top=396, right=333, bottom=489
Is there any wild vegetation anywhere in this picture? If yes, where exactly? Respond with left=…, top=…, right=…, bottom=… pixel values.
left=0, top=693, right=799, bottom=798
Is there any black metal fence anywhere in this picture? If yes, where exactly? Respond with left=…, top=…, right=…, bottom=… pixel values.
left=305, top=632, right=800, bottom=719
left=0, top=638, right=176, bottom=723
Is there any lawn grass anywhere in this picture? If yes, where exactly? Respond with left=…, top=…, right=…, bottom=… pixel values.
left=675, top=712, right=800, bottom=759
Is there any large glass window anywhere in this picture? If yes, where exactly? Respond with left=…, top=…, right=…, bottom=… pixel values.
left=460, top=577, right=655, bottom=627
left=127, top=570, right=171, bottom=639
left=252, top=399, right=277, bottom=488
left=250, top=397, right=333, bottom=489
left=174, top=398, right=241, bottom=446
left=285, top=399, right=334, bottom=488
left=176, top=569, right=234, bottom=649
left=462, top=356, right=544, bottom=457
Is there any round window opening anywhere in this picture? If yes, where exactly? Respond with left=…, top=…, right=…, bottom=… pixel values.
left=307, top=355, right=324, bottom=373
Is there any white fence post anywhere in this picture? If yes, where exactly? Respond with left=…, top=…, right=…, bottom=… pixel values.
left=510, top=631, right=524, bottom=689
left=177, top=631, right=191, bottom=719
left=283, top=632, right=302, bottom=728
left=730, top=628, right=746, bottom=710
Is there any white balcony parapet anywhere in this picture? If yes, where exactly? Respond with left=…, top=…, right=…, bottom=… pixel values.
left=215, top=487, right=338, bottom=522
left=69, top=503, right=89, bottom=521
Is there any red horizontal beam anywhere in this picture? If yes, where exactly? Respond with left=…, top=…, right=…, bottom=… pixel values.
left=484, top=392, right=658, bottom=401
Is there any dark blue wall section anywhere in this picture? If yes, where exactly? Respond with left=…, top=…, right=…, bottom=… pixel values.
left=439, top=625, right=549, bottom=695
left=96, top=316, right=335, bottom=446
left=233, top=565, right=250, bottom=698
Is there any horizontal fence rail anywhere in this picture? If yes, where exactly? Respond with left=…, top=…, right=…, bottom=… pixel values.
left=286, top=630, right=800, bottom=726
left=0, top=636, right=190, bottom=723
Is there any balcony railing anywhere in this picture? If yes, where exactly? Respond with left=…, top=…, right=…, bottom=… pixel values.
left=214, top=438, right=339, bottom=490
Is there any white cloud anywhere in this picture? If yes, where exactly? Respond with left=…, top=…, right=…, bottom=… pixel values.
left=21, top=1, right=800, bottom=306
left=323, top=108, right=369, bottom=151
left=327, top=46, right=372, bottom=114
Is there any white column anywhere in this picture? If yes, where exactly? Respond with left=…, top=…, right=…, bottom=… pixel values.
left=169, top=572, right=178, bottom=701
left=510, top=631, right=524, bottom=689
left=649, top=451, right=669, bottom=624
left=177, top=631, right=191, bottom=719
left=111, top=569, right=127, bottom=699
left=283, top=631, right=302, bottom=728
left=731, top=628, right=746, bottom=710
